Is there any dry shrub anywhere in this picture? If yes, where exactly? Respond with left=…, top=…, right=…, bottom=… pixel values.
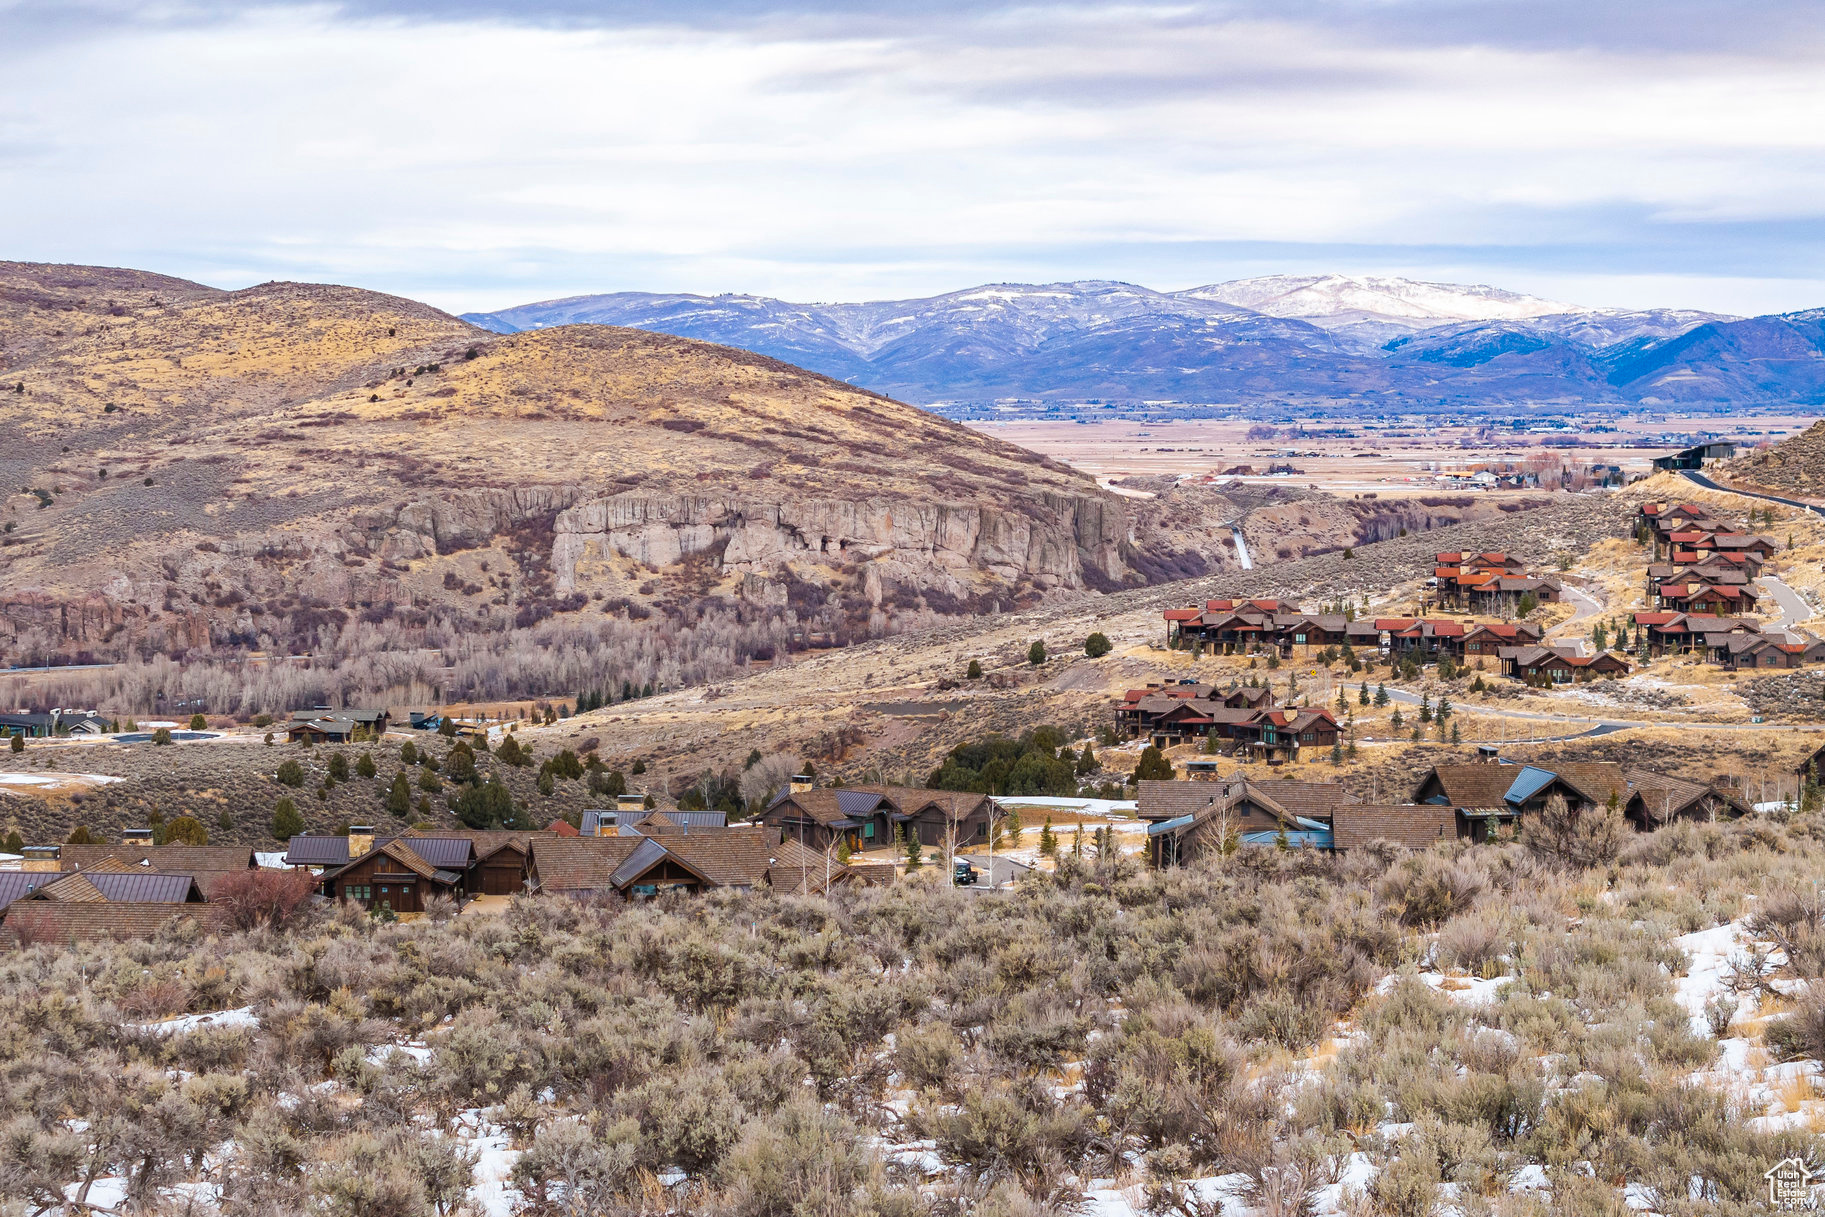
left=212, top=867, right=318, bottom=931
left=1376, top=854, right=1486, bottom=928
left=1436, top=909, right=1509, bottom=975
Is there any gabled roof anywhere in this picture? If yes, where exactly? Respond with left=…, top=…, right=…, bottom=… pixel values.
left=32, top=871, right=205, bottom=904
left=321, top=839, right=463, bottom=887
left=59, top=845, right=257, bottom=873
left=2, top=902, right=214, bottom=943
left=1332, top=804, right=1459, bottom=850
left=1625, top=769, right=1752, bottom=819
left=527, top=837, right=644, bottom=893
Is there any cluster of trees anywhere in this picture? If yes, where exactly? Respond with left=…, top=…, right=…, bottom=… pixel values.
left=927, top=727, right=1100, bottom=797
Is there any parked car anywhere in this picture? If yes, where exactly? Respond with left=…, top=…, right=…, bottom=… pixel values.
left=953, top=859, right=977, bottom=886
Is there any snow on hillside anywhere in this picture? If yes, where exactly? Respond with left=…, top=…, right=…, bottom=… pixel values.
left=1186, top=273, right=1584, bottom=324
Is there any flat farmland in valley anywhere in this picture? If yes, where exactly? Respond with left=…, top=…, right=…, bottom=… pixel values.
left=972, top=411, right=1819, bottom=496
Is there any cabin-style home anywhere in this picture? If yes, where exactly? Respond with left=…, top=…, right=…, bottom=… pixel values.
left=1412, top=759, right=1628, bottom=839
left=1498, top=646, right=1631, bottom=685
left=1142, top=775, right=1354, bottom=864
left=1632, top=611, right=1756, bottom=657
left=315, top=838, right=469, bottom=913
left=286, top=708, right=390, bottom=741
left=1622, top=770, right=1752, bottom=828
left=756, top=784, right=995, bottom=852
left=1462, top=622, right=1545, bottom=659
left=525, top=826, right=846, bottom=899
left=1705, top=631, right=1825, bottom=671
left=55, top=845, right=258, bottom=900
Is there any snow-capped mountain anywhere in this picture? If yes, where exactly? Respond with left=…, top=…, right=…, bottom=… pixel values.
left=462, top=278, right=1802, bottom=410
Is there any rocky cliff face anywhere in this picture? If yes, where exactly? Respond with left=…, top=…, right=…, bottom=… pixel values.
left=546, top=488, right=1132, bottom=593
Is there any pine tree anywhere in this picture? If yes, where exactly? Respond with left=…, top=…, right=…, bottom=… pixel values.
left=1375, top=683, right=1389, bottom=707
left=356, top=751, right=377, bottom=779
left=1039, top=817, right=1057, bottom=857
left=271, top=798, right=303, bottom=841
left=1419, top=694, right=1432, bottom=724
left=1330, top=742, right=1343, bottom=766
left=387, top=772, right=411, bottom=817
left=1391, top=707, right=1404, bottom=729
left=905, top=829, right=923, bottom=871
left=1359, top=681, right=1370, bottom=706
left=966, top=660, right=983, bottom=680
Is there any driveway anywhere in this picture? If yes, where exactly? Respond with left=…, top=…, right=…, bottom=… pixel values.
left=1758, top=575, right=1812, bottom=635
left=956, top=854, right=1034, bottom=889
left=1548, top=583, right=1604, bottom=651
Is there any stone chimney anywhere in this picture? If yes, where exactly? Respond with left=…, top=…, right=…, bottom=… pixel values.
left=1185, top=759, right=1221, bottom=783
left=615, top=793, right=645, bottom=817
left=20, top=845, right=61, bottom=872
left=348, top=826, right=375, bottom=858
left=791, top=772, right=815, bottom=794
left=120, top=827, right=154, bottom=846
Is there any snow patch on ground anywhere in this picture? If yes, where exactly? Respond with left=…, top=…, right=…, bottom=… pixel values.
left=130, top=1006, right=259, bottom=1035
left=452, top=1109, right=522, bottom=1217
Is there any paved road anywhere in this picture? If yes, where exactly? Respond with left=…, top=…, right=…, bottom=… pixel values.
left=1758, top=575, right=1812, bottom=635
left=1681, top=469, right=1825, bottom=519
left=1549, top=583, right=1604, bottom=652
left=1375, top=684, right=1822, bottom=736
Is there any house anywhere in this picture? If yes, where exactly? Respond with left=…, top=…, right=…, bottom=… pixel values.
left=315, top=838, right=469, bottom=913
left=0, top=713, right=58, bottom=739
left=287, top=708, right=390, bottom=740
left=525, top=826, right=847, bottom=899
left=1622, top=770, right=1751, bottom=828
left=0, top=902, right=215, bottom=945
left=1330, top=803, right=1463, bottom=851
left=756, top=787, right=898, bottom=853
left=1463, top=622, right=1545, bottom=659
left=56, top=845, right=258, bottom=900
left=1704, top=631, right=1825, bottom=671
left=579, top=794, right=658, bottom=837
left=19, top=865, right=208, bottom=906
left=1498, top=646, right=1630, bottom=684
left=1651, top=441, right=1736, bottom=471
left=1798, top=742, right=1825, bottom=785
left=756, top=785, right=995, bottom=852
left=1632, top=611, right=1755, bottom=657
left=405, top=829, right=564, bottom=896
left=1230, top=707, right=1341, bottom=762
left=1412, top=759, right=1628, bottom=838
left=1143, top=776, right=1354, bottom=864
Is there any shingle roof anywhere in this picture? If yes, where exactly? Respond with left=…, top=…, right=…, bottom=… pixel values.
left=528, top=837, right=645, bottom=893
left=59, top=845, right=257, bottom=874
left=1136, top=780, right=1226, bottom=821
left=2, top=902, right=213, bottom=943
left=1332, top=804, right=1459, bottom=850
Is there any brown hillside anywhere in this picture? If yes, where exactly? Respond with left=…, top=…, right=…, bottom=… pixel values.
left=1725, top=419, right=1825, bottom=497
left=0, top=263, right=1186, bottom=700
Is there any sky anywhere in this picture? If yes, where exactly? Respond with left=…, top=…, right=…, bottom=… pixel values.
left=5, top=0, right=1825, bottom=315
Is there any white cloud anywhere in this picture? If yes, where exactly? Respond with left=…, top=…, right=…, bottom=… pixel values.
left=2, top=3, right=1823, bottom=312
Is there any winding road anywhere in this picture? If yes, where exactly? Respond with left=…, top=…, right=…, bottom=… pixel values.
left=1681, top=469, right=1825, bottom=519
left=1371, top=684, right=1822, bottom=741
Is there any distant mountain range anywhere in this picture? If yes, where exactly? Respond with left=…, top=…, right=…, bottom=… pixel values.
left=463, top=275, right=1825, bottom=413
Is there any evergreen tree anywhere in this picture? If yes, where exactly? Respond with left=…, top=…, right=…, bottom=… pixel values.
left=356, top=751, right=377, bottom=779
left=905, top=829, right=923, bottom=871
left=1134, top=744, right=1175, bottom=781
left=1004, top=807, right=1022, bottom=845
left=166, top=815, right=208, bottom=846
left=1359, top=681, right=1370, bottom=706
left=1375, top=683, right=1389, bottom=707
left=1028, top=640, right=1047, bottom=666
left=966, top=660, right=983, bottom=680
left=1330, top=742, right=1343, bottom=766
left=271, top=798, right=303, bottom=841
left=8, top=734, right=20, bottom=754
left=1084, top=633, right=1112, bottom=658
left=387, top=772, right=411, bottom=817
left=3, top=830, right=22, bottom=854
left=1039, top=817, right=1057, bottom=857
left=400, top=740, right=418, bottom=765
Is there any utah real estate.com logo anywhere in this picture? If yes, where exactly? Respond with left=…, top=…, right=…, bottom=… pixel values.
left=1767, top=1158, right=1820, bottom=1210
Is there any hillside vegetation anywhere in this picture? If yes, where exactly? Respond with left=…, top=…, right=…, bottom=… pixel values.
left=0, top=263, right=1197, bottom=707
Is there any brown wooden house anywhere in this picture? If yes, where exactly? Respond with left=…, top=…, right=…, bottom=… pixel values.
left=317, top=839, right=467, bottom=913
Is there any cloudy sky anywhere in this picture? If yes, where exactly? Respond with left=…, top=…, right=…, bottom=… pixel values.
left=5, top=0, right=1825, bottom=313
